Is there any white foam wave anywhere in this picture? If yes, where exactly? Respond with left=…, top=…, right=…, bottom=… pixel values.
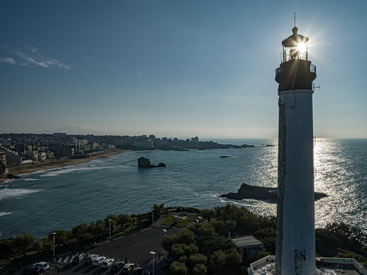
left=0, top=188, right=43, bottom=200
left=0, top=212, right=11, bottom=217
left=218, top=196, right=276, bottom=216
left=0, top=178, right=14, bottom=185
left=38, top=165, right=112, bottom=177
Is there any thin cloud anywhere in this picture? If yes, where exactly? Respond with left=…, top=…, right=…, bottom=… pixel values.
left=5, top=46, right=70, bottom=70
left=0, top=57, right=16, bottom=64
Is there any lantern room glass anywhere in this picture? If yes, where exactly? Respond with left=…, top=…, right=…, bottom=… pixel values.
left=283, top=42, right=308, bottom=63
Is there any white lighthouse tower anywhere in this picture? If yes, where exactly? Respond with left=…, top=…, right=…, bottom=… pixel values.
left=275, top=26, right=317, bottom=275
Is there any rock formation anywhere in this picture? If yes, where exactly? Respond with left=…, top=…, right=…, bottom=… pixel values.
left=220, top=183, right=327, bottom=202
left=138, top=157, right=166, bottom=168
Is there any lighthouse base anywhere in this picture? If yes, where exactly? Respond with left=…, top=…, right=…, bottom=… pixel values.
left=247, top=255, right=366, bottom=275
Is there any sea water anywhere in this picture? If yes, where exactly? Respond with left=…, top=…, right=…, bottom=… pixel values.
left=0, top=138, right=366, bottom=240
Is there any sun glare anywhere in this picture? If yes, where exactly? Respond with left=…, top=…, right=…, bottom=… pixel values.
left=296, top=42, right=307, bottom=55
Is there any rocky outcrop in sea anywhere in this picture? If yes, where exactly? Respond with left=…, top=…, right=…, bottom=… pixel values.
left=220, top=183, right=327, bottom=202
left=138, top=157, right=166, bottom=168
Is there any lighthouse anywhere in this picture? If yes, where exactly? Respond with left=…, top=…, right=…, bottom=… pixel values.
left=275, top=26, right=317, bottom=275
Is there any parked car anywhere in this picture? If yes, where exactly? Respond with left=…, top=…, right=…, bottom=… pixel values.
left=131, top=267, right=143, bottom=275
left=86, top=254, right=98, bottom=264
left=33, top=262, right=49, bottom=271
left=22, top=266, right=42, bottom=275
left=101, top=258, right=114, bottom=269
left=73, top=253, right=85, bottom=264
left=120, top=263, right=134, bottom=274
left=92, top=256, right=106, bottom=267
left=111, top=261, right=125, bottom=272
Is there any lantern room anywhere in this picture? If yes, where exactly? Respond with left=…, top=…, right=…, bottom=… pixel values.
left=282, top=26, right=309, bottom=62
left=275, top=26, right=316, bottom=92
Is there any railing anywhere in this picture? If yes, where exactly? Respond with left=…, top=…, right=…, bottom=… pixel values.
left=276, top=67, right=282, bottom=76
left=310, top=64, right=316, bottom=73
left=276, top=64, right=316, bottom=76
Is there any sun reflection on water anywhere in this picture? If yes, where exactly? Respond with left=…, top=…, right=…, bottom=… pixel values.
left=314, top=138, right=367, bottom=231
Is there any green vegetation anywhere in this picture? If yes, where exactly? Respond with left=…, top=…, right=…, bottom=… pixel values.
left=162, top=223, right=243, bottom=274
left=1, top=204, right=367, bottom=274
left=162, top=204, right=367, bottom=274
left=162, top=214, right=199, bottom=228
left=161, top=215, right=175, bottom=226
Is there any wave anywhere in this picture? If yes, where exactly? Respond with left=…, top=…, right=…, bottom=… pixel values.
left=38, top=164, right=117, bottom=177
left=0, top=212, right=11, bottom=217
left=0, top=188, right=43, bottom=200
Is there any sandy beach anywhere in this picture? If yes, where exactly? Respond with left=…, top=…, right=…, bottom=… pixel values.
left=0, top=149, right=130, bottom=184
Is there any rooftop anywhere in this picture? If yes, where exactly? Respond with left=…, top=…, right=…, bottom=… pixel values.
left=232, top=235, right=263, bottom=248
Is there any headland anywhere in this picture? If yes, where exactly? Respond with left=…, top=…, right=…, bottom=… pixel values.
left=220, top=183, right=328, bottom=202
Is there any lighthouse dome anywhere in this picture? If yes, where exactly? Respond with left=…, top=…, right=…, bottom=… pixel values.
left=281, top=26, right=309, bottom=48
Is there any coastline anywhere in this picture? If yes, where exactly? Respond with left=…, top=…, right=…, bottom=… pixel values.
left=0, top=149, right=130, bottom=184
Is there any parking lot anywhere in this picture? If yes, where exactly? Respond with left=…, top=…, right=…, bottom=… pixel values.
left=19, top=225, right=181, bottom=275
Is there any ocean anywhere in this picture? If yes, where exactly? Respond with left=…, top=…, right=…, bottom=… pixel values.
left=0, top=138, right=366, bottom=240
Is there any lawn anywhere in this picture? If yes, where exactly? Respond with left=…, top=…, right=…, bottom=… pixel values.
left=161, top=214, right=199, bottom=228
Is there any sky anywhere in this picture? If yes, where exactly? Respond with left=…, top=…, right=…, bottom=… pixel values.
left=1, top=1, right=366, bottom=139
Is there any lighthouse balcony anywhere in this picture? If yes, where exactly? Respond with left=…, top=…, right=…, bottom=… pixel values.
left=275, top=60, right=316, bottom=91
left=310, top=64, right=316, bottom=73
left=275, top=63, right=316, bottom=78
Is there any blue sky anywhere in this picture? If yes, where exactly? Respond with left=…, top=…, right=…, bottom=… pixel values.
left=1, top=1, right=366, bottom=139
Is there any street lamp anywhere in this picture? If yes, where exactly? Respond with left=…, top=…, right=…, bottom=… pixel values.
left=151, top=208, right=154, bottom=224
left=150, top=251, right=156, bottom=275
left=109, top=219, right=111, bottom=239
left=52, top=232, right=56, bottom=262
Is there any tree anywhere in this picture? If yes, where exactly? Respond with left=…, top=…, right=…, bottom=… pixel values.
left=338, top=252, right=365, bottom=262
left=0, top=161, right=6, bottom=175
left=72, top=223, right=88, bottom=241
left=254, top=227, right=276, bottom=254
left=188, top=253, right=207, bottom=271
left=224, top=219, right=237, bottom=236
left=162, top=235, right=179, bottom=253
left=170, top=261, right=188, bottom=275
left=171, top=243, right=199, bottom=260
left=104, top=215, right=118, bottom=230
left=211, top=220, right=225, bottom=234
left=325, top=222, right=367, bottom=252
left=171, top=243, right=186, bottom=259
left=117, top=214, right=131, bottom=226
left=183, top=244, right=199, bottom=257
left=208, top=250, right=226, bottom=275
left=210, top=219, right=236, bottom=236
left=38, top=237, right=52, bottom=252
left=192, top=263, right=207, bottom=275
left=0, top=239, right=13, bottom=258
left=178, top=230, right=195, bottom=245
left=12, top=234, right=35, bottom=257
left=200, top=209, right=215, bottom=222
left=49, top=229, right=72, bottom=246
left=153, top=203, right=165, bottom=219
left=197, top=224, right=215, bottom=240
left=225, top=247, right=242, bottom=272
left=88, top=221, right=105, bottom=237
